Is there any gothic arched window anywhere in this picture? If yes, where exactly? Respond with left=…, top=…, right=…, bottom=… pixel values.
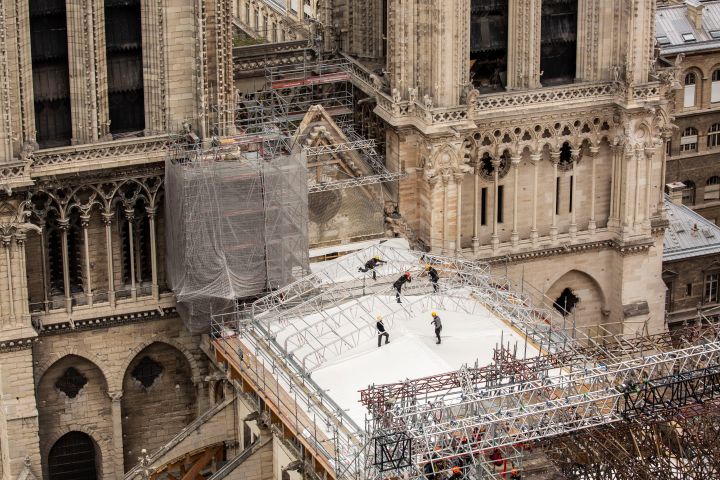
left=470, top=0, right=508, bottom=92
left=105, top=0, right=145, bottom=135
left=30, top=0, right=72, bottom=147
left=540, top=0, right=578, bottom=86
left=48, top=432, right=98, bottom=480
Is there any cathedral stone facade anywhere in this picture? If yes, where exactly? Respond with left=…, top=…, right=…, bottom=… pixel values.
left=0, top=0, right=677, bottom=478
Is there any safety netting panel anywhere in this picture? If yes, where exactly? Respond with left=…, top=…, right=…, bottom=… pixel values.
left=165, top=149, right=309, bottom=332
left=308, top=183, right=385, bottom=248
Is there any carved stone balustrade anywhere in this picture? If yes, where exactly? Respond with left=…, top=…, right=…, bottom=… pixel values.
left=31, top=135, right=168, bottom=177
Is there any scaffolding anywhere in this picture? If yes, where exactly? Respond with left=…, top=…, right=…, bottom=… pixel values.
left=165, top=139, right=309, bottom=333
left=207, top=244, right=720, bottom=480
left=208, top=244, right=597, bottom=480
left=363, top=319, right=720, bottom=480
left=166, top=57, right=405, bottom=331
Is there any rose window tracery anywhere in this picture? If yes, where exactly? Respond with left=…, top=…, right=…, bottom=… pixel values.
left=477, top=152, right=510, bottom=181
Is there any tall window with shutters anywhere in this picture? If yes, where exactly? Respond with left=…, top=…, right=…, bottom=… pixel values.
left=709, top=123, right=720, bottom=148
left=684, top=72, right=697, bottom=108
left=680, top=127, right=698, bottom=152
left=712, top=70, right=720, bottom=103
left=705, top=272, right=719, bottom=304
left=705, top=176, right=720, bottom=202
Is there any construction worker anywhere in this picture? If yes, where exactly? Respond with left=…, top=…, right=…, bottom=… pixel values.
left=448, top=465, right=463, bottom=479
left=425, top=264, right=439, bottom=293
left=422, top=458, right=436, bottom=480
left=358, top=255, right=387, bottom=280
left=509, top=468, right=521, bottom=480
left=393, top=271, right=412, bottom=303
left=376, top=315, right=390, bottom=347
left=430, top=312, right=442, bottom=344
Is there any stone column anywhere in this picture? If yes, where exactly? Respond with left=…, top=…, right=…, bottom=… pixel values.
left=472, top=166, right=480, bottom=253
left=38, top=222, right=50, bottom=312
left=0, top=3, right=13, bottom=162
left=109, top=391, right=125, bottom=479
left=442, top=174, right=450, bottom=254
left=141, top=0, right=166, bottom=133
left=491, top=159, right=500, bottom=248
left=454, top=173, right=463, bottom=255
left=622, top=148, right=634, bottom=229
left=569, top=149, right=580, bottom=237
left=147, top=207, right=159, bottom=299
left=124, top=208, right=137, bottom=299
left=550, top=152, right=560, bottom=241
left=15, top=234, right=29, bottom=322
left=417, top=0, right=470, bottom=107
left=2, top=236, right=15, bottom=323
left=644, top=147, right=656, bottom=225
left=102, top=212, right=116, bottom=307
left=608, top=144, right=622, bottom=228
left=510, top=156, right=521, bottom=246
left=66, top=0, right=105, bottom=143
left=507, top=0, right=542, bottom=89
left=588, top=146, right=599, bottom=233
left=57, top=219, right=72, bottom=313
left=660, top=133, right=672, bottom=206
left=633, top=147, right=642, bottom=228
left=80, top=214, right=93, bottom=307
left=530, top=153, right=540, bottom=244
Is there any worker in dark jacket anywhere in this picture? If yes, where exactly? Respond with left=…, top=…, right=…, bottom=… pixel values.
left=358, top=255, right=386, bottom=280
left=431, top=312, right=442, bottom=344
left=376, top=315, right=390, bottom=347
left=425, top=264, right=440, bottom=293
left=393, top=271, right=411, bottom=303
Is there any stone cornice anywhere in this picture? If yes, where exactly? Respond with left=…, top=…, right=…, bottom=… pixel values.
left=0, top=336, right=38, bottom=353
left=37, top=307, right=179, bottom=337
left=485, top=237, right=654, bottom=264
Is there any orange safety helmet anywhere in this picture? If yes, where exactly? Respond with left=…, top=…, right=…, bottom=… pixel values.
left=405, top=271, right=411, bottom=278
left=452, top=466, right=461, bottom=474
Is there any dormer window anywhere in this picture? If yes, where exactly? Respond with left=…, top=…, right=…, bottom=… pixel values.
left=710, top=30, right=720, bottom=39
left=656, top=36, right=671, bottom=46
left=682, top=33, right=696, bottom=42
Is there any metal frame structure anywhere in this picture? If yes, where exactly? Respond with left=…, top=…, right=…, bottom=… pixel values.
left=208, top=244, right=605, bottom=480
left=362, top=316, right=720, bottom=479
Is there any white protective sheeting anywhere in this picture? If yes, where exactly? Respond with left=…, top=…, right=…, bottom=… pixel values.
left=165, top=150, right=309, bottom=332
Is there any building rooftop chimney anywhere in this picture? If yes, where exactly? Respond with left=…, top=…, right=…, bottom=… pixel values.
left=666, top=181, right=686, bottom=205
left=686, top=0, right=705, bottom=30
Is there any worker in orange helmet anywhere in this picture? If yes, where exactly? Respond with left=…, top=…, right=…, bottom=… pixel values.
left=449, top=465, right=463, bottom=479
left=510, top=467, right=521, bottom=480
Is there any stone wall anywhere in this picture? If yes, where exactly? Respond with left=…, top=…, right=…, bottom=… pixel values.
left=0, top=348, right=41, bottom=479
left=31, top=316, right=209, bottom=477
left=37, top=354, right=114, bottom=479
left=121, top=341, right=197, bottom=470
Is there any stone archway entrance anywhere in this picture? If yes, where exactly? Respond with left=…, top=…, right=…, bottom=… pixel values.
left=546, top=269, right=606, bottom=329
left=48, top=431, right=98, bottom=480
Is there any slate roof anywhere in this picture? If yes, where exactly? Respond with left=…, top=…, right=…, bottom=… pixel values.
left=664, top=195, right=720, bottom=261
left=656, top=1, right=720, bottom=54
